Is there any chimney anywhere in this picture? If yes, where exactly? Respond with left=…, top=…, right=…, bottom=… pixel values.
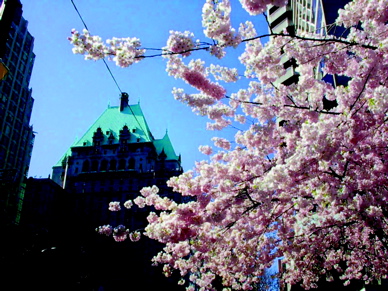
left=120, top=92, right=129, bottom=111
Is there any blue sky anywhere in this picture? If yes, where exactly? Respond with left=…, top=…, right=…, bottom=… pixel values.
left=21, top=0, right=267, bottom=178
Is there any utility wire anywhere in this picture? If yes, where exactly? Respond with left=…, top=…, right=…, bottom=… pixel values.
left=70, top=0, right=122, bottom=93
left=70, top=0, right=150, bottom=140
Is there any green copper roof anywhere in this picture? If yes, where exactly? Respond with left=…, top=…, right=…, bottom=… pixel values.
left=74, top=103, right=154, bottom=146
left=154, top=131, right=179, bottom=161
left=54, top=103, right=179, bottom=166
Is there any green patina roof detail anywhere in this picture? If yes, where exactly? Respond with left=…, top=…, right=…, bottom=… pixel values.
left=74, top=104, right=154, bottom=146
left=54, top=103, right=179, bottom=166
left=154, top=131, right=179, bottom=161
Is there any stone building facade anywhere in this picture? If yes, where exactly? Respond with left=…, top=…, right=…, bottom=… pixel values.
left=50, top=93, right=185, bottom=290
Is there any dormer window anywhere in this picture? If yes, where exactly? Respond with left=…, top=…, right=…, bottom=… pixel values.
left=108, top=132, right=115, bottom=145
left=93, top=127, right=104, bottom=146
left=158, top=149, right=167, bottom=160
left=119, top=125, right=130, bottom=144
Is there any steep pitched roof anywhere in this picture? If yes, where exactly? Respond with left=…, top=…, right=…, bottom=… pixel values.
left=54, top=103, right=179, bottom=166
left=153, top=131, right=179, bottom=161
left=73, top=103, right=154, bottom=147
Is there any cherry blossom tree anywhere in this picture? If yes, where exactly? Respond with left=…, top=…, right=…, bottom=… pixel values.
left=69, top=0, right=388, bottom=290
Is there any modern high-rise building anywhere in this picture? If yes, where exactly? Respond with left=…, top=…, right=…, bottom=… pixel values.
left=268, top=1, right=388, bottom=290
left=268, top=0, right=350, bottom=86
left=0, top=0, right=35, bottom=224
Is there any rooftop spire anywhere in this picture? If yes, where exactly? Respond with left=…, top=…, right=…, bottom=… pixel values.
left=120, top=92, right=129, bottom=111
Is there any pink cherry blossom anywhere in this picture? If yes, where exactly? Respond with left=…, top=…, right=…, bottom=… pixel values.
left=123, top=200, right=133, bottom=209
left=69, top=29, right=145, bottom=67
left=240, top=0, right=288, bottom=15
left=129, top=231, right=141, bottom=242
left=134, top=196, right=146, bottom=208
left=199, top=145, right=213, bottom=155
left=181, top=69, right=226, bottom=100
left=96, top=225, right=113, bottom=236
left=113, top=225, right=128, bottom=242
left=76, top=0, right=388, bottom=289
left=108, top=201, right=121, bottom=211
left=166, top=31, right=197, bottom=57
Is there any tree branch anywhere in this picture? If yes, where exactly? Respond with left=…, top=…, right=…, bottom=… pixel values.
left=243, top=33, right=378, bottom=51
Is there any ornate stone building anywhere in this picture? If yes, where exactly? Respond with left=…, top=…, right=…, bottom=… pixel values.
left=52, top=93, right=182, bottom=225
left=50, top=93, right=185, bottom=290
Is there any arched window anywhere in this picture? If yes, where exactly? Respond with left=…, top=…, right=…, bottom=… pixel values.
left=100, top=159, right=108, bottom=171
left=91, top=160, right=99, bottom=172
left=128, top=157, right=135, bottom=169
left=109, top=159, right=117, bottom=171
left=118, top=159, right=126, bottom=170
left=82, top=160, right=90, bottom=172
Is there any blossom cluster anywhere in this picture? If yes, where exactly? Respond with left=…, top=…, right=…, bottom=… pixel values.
left=166, top=31, right=197, bottom=57
left=96, top=225, right=113, bottom=236
left=112, top=225, right=128, bottom=242
left=97, top=223, right=141, bottom=242
left=75, top=0, right=388, bottom=289
left=239, top=0, right=288, bottom=15
left=202, top=0, right=241, bottom=48
left=69, top=29, right=145, bottom=67
left=108, top=201, right=121, bottom=211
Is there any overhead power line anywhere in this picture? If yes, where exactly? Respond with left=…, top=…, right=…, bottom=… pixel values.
left=70, top=0, right=122, bottom=93
left=70, top=0, right=149, bottom=139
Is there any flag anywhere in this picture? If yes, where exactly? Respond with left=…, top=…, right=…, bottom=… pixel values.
left=0, top=60, right=8, bottom=80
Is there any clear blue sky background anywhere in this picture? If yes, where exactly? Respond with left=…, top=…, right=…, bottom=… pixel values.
left=21, top=0, right=267, bottom=178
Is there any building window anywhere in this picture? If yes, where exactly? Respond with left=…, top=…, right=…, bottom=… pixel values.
left=128, top=158, right=135, bottom=169
left=100, top=159, right=108, bottom=171
left=91, top=160, right=99, bottom=172
left=82, top=160, right=90, bottom=172
left=109, top=159, right=117, bottom=171
left=118, top=159, right=126, bottom=170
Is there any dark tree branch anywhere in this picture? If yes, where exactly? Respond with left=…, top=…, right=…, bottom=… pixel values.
left=225, top=95, right=342, bottom=115
left=243, top=33, right=378, bottom=50
left=350, top=71, right=372, bottom=113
